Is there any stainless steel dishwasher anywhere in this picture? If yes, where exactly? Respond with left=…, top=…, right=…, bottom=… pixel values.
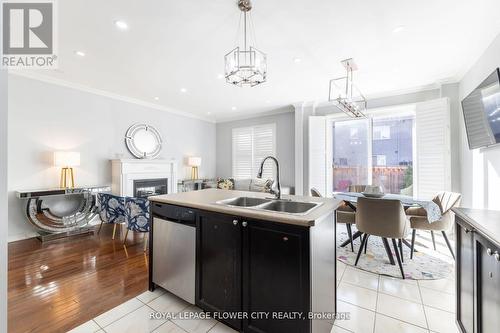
left=152, top=204, right=196, bottom=304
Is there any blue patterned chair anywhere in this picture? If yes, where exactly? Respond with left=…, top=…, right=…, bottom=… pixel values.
left=97, top=193, right=126, bottom=239
left=123, top=197, right=151, bottom=252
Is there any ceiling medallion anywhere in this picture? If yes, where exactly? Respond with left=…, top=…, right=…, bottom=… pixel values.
left=225, top=0, right=267, bottom=87
left=328, top=58, right=367, bottom=118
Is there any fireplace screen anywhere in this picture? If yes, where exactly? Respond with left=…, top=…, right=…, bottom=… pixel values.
left=133, top=178, right=168, bottom=198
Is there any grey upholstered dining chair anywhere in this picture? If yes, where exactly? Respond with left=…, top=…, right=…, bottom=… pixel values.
left=355, top=197, right=410, bottom=279
left=348, top=185, right=367, bottom=193
left=310, top=187, right=322, bottom=198
left=311, top=187, right=358, bottom=251
left=406, top=191, right=461, bottom=260
left=331, top=185, right=367, bottom=252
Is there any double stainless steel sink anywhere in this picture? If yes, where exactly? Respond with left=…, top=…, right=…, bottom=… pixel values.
left=215, top=196, right=322, bottom=215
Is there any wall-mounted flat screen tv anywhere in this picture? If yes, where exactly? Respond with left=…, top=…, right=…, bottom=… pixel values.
left=462, top=68, right=500, bottom=149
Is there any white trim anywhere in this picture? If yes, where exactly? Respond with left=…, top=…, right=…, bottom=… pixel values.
left=326, top=103, right=417, bottom=121
left=315, top=82, right=447, bottom=110
left=8, top=71, right=215, bottom=123
left=294, top=102, right=305, bottom=195
left=215, top=107, right=293, bottom=123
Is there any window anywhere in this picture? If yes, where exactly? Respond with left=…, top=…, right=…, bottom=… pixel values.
left=373, top=125, right=391, bottom=140
left=232, top=124, right=276, bottom=179
left=332, top=119, right=370, bottom=192
left=373, top=155, right=387, bottom=166
left=332, top=114, right=415, bottom=195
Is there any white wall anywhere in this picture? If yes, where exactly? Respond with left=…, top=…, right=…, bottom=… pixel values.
left=8, top=75, right=216, bottom=241
left=216, top=109, right=295, bottom=187
left=440, top=83, right=461, bottom=193
left=459, top=33, right=500, bottom=209
left=0, top=68, right=8, bottom=333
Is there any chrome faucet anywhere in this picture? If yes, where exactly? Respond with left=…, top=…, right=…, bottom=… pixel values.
left=257, top=156, right=281, bottom=200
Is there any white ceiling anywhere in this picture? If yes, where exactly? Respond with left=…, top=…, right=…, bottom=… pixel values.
left=16, top=0, right=500, bottom=121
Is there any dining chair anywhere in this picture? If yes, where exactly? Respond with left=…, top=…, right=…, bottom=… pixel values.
left=335, top=185, right=367, bottom=252
left=123, top=197, right=151, bottom=252
left=348, top=185, right=367, bottom=193
left=355, top=197, right=410, bottom=279
left=310, top=187, right=322, bottom=197
left=311, top=187, right=359, bottom=252
left=96, top=193, right=126, bottom=239
left=406, top=191, right=461, bottom=260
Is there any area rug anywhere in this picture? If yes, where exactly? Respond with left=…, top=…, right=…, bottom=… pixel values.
left=337, top=229, right=453, bottom=280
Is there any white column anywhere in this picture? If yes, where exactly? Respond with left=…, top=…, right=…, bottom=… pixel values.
left=294, top=101, right=318, bottom=196
left=294, top=102, right=304, bottom=196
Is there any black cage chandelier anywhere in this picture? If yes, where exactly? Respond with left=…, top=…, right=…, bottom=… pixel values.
left=328, top=58, right=367, bottom=118
left=225, top=0, right=267, bottom=87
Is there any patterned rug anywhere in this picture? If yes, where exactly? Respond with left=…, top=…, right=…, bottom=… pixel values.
left=337, top=229, right=454, bottom=280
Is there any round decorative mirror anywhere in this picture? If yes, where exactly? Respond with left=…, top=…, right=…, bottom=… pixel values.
left=125, top=124, right=162, bottom=159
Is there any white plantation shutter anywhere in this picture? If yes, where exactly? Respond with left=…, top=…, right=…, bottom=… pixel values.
left=415, top=98, right=451, bottom=200
left=232, top=124, right=276, bottom=179
left=253, top=124, right=276, bottom=179
left=232, top=127, right=253, bottom=179
left=309, top=116, right=328, bottom=196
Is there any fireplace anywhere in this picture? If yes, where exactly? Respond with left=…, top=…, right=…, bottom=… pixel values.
left=133, top=178, right=168, bottom=198
left=111, top=159, right=177, bottom=197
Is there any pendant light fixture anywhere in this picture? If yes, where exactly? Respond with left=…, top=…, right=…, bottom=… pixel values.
left=225, top=0, right=267, bottom=87
left=328, top=58, right=367, bottom=118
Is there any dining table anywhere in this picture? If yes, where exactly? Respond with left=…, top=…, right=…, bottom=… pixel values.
left=333, top=191, right=442, bottom=265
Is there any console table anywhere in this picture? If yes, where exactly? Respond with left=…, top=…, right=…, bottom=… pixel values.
left=17, top=185, right=111, bottom=241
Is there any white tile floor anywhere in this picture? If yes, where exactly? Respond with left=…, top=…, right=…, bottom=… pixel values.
left=69, top=232, right=458, bottom=333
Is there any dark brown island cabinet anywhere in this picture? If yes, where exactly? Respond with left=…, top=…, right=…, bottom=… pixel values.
left=454, top=208, right=500, bottom=333
left=149, top=198, right=336, bottom=333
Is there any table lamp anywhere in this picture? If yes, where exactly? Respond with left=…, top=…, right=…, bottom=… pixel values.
left=54, top=151, right=80, bottom=188
left=187, top=156, right=201, bottom=180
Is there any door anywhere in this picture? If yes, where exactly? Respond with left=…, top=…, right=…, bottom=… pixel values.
left=196, top=211, right=242, bottom=330
left=242, top=219, right=310, bottom=333
left=456, top=218, right=475, bottom=333
left=475, top=233, right=500, bottom=333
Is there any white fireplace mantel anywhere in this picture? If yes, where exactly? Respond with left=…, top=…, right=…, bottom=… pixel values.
left=111, top=159, right=177, bottom=197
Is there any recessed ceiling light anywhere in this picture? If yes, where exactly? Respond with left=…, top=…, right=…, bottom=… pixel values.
left=180, top=88, right=187, bottom=93
left=74, top=50, right=85, bottom=57
left=154, top=96, right=160, bottom=101
left=266, top=100, right=271, bottom=104
left=114, top=20, right=129, bottom=30
left=207, top=112, right=212, bottom=115
left=217, top=74, right=224, bottom=79
left=392, top=26, right=405, bottom=33
left=293, top=58, right=302, bottom=64
left=231, top=106, right=237, bottom=111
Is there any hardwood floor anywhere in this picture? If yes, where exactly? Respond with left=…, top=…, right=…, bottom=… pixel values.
left=8, top=224, right=149, bottom=333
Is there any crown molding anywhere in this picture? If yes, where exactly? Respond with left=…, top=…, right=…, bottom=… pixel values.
left=214, top=106, right=294, bottom=123
left=8, top=71, right=216, bottom=124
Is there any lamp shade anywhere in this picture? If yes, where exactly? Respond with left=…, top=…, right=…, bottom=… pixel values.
left=54, top=151, right=80, bottom=167
left=187, top=156, right=202, bottom=167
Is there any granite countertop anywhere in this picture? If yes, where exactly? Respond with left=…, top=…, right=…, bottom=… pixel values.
left=453, top=207, right=500, bottom=247
left=149, top=188, right=341, bottom=227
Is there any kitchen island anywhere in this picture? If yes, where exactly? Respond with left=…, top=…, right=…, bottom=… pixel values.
left=453, top=208, right=500, bottom=333
left=148, top=188, right=341, bottom=333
